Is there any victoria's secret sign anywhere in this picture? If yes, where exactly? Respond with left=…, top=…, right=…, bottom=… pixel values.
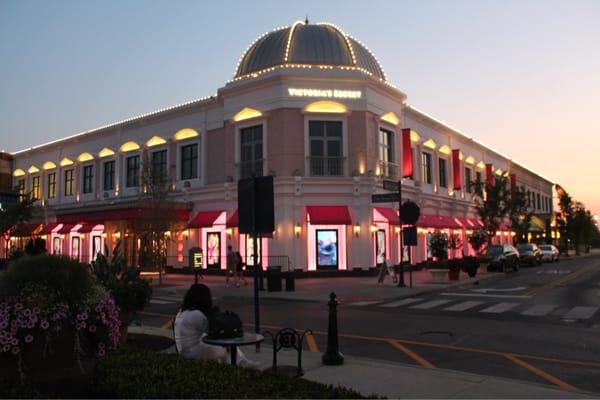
left=288, top=88, right=362, bottom=99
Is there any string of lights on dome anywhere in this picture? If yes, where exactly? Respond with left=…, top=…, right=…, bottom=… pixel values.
left=284, top=20, right=304, bottom=62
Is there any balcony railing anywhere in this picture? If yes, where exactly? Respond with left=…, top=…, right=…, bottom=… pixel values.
left=237, top=159, right=264, bottom=179
left=376, top=160, right=400, bottom=179
left=308, top=156, right=345, bottom=177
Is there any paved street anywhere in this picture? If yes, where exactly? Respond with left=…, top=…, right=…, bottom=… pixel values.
left=137, top=254, right=600, bottom=394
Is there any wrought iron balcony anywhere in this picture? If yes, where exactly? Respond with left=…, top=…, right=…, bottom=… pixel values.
left=237, top=159, right=264, bottom=179
left=308, top=156, right=345, bottom=177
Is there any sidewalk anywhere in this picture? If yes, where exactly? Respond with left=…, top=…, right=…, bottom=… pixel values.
left=130, top=325, right=594, bottom=398
left=152, top=269, right=505, bottom=305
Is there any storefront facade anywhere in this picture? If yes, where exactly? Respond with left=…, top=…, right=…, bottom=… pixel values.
left=3, top=21, right=554, bottom=271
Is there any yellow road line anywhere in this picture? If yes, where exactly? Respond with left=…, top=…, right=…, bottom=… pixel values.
left=160, top=317, right=174, bottom=330
left=305, top=333, right=319, bottom=353
left=504, top=354, right=576, bottom=391
left=526, top=265, right=595, bottom=297
left=388, top=340, right=435, bottom=369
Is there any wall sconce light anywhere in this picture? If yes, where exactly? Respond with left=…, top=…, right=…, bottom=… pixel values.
left=394, top=226, right=401, bottom=234
left=113, top=232, right=121, bottom=239
left=294, top=224, right=302, bottom=238
left=183, top=229, right=189, bottom=239
left=164, top=230, right=171, bottom=238
left=226, top=228, right=233, bottom=237
left=353, top=224, right=361, bottom=237
left=510, top=231, right=516, bottom=236
left=370, top=224, right=378, bottom=233
left=101, top=233, right=107, bottom=238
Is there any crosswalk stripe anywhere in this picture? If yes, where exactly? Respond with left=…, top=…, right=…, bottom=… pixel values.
left=480, top=302, right=519, bottom=313
left=521, top=304, right=557, bottom=317
left=410, top=299, right=452, bottom=310
left=443, top=301, right=484, bottom=312
left=563, top=306, right=598, bottom=320
left=378, top=298, right=423, bottom=308
left=349, top=301, right=382, bottom=306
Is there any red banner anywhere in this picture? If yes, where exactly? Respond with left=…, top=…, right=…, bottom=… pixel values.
left=402, top=129, right=413, bottom=178
left=486, top=164, right=493, bottom=186
left=452, top=149, right=461, bottom=190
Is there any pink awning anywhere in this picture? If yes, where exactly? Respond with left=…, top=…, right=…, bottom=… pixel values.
left=75, top=223, right=103, bottom=234
left=374, top=207, right=400, bottom=225
left=57, top=224, right=74, bottom=234
left=226, top=211, right=238, bottom=228
left=39, top=223, right=60, bottom=235
left=417, top=215, right=463, bottom=229
left=307, top=206, right=352, bottom=225
left=456, top=218, right=477, bottom=229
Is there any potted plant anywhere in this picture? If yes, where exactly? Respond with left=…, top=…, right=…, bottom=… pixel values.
left=468, top=229, right=489, bottom=270
left=461, top=256, right=480, bottom=278
left=0, top=254, right=120, bottom=389
left=427, top=259, right=449, bottom=282
left=447, top=258, right=461, bottom=281
left=90, top=241, right=152, bottom=345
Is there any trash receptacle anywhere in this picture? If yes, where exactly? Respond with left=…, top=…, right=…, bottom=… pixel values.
left=267, top=266, right=282, bottom=292
left=284, top=270, right=295, bottom=292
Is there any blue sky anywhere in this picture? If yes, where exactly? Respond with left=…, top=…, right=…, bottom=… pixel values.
left=1, top=0, right=598, bottom=212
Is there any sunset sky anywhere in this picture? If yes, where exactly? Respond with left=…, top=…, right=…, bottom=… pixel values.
left=1, top=0, right=598, bottom=213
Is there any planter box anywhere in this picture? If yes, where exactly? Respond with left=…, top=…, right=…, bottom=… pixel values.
left=428, top=269, right=449, bottom=283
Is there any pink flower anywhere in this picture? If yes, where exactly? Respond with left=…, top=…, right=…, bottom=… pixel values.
left=11, top=338, right=18, bottom=346
left=2, top=345, right=10, bottom=352
left=11, top=346, right=19, bottom=354
left=24, top=335, right=33, bottom=343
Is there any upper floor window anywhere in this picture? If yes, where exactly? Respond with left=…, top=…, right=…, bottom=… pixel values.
left=438, top=158, right=447, bottom=188
left=378, top=128, right=394, bottom=178
left=152, top=150, right=168, bottom=182
left=47, top=173, right=56, bottom=199
left=181, top=144, right=198, bottom=180
left=103, top=161, right=115, bottom=191
left=475, top=171, right=482, bottom=186
left=83, top=165, right=94, bottom=194
left=464, top=167, right=472, bottom=193
left=31, top=176, right=40, bottom=200
left=17, top=179, right=25, bottom=196
left=126, top=155, right=140, bottom=188
left=240, top=125, right=263, bottom=179
left=64, top=170, right=74, bottom=197
left=537, top=193, right=541, bottom=210
left=421, top=152, right=432, bottom=184
left=309, top=121, right=343, bottom=176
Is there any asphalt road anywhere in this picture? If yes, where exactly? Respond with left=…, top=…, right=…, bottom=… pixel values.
left=138, top=255, right=600, bottom=394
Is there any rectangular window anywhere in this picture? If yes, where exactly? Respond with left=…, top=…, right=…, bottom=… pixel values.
left=537, top=193, right=541, bottom=210
left=438, top=158, right=447, bottom=188
left=103, top=161, right=115, bottom=191
left=240, top=125, right=263, bottom=179
left=82, top=165, right=93, bottom=194
left=47, top=173, right=56, bottom=199
left=316, top=229, right=339, bottom=269
left=126, top=155, right=140, bottom=187
left=464, top=167, right=472, bottom=193
left=151, top=150, right=168, bottom=182
left=64, top=170, right=74, bottom=196
left=181, top=144, right=198, bottom=180
left=309, top=121, right=343, bottom=176
left=32, top=176, right=40, bottom=200
left=17, top=179, right=25, bottom=196
left=379, top=128, right=394, bottom=177
left=421, top=152, right=432, bottom=184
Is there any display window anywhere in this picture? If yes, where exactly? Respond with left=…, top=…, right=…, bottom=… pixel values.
left=376, top=229, right=386, bottom=265
left=206, top=232, right=221, bottom=268
left=316, top=229, right=338, bottom=269
left=71, top=237, right=80, bottom=261
left=53, top=237, right=61, bottom=255
left=245, top=235, right=261, bottom=266
left=92, top=235, right=102, bottom=260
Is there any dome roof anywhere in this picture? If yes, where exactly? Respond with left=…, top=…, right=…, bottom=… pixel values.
left=234, top=21, right=386, bottom=81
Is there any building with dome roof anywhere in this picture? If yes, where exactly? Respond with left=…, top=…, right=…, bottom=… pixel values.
left=2, top=21, right=554, bottom=272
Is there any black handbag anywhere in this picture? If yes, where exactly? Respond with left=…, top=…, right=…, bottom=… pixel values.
left=207, top=310, right=244, bottom=339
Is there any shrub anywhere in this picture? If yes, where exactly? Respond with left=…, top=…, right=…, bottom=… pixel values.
left=429, top=231, right=448, bottom=260
left=93, top=349, right=368, bottom=399
left=24, top=238, right=46, bottom=256
left=0, top=255, right=120, bottom=378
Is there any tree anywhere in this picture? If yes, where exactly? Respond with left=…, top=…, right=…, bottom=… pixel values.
left=468, top=228, right=488, bottom=255
left=508, top=185, right=533, bottom=245
left=556, top=186, right=574, bottom=253
left=429, top=230, right=449, bottom=260
left=0, top=192, right=35, bottom=259
left=472, top=176, right=511, bottom=243
left=134, top=153, right=187, bottom=285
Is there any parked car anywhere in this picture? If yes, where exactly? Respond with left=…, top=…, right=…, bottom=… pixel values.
left=484, top=244, right=520, bottom=272
left=517, top=243, right=542, bottom=266
left=539, top=244, right=560, bottom=262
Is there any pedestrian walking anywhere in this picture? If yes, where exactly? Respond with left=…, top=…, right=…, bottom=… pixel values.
left=234, top=251, right=246, bottom=287
left=226, top=246, right=235, bottom=286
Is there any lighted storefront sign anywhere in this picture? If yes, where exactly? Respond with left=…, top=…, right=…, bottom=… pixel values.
left=288, top=88, right=362, bottom=99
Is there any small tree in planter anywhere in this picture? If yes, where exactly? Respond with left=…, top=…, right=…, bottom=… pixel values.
left=90, top=241, right=152, bottom=345
left=429, top=230, right=449, bottom=261
left=468, top=229, right=488, bottom=256
left=461, top=256, right=480, bottom=278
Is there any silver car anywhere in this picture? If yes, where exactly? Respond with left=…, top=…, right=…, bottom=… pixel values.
left=539, top=244, right=560, bottom=262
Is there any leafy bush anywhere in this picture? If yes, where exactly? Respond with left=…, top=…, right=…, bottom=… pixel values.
left=93, top=349, right=367, bottom=398
left=429, top=231, right=448, bottom=260
left=24, top=238, right=46, bottom=256
left=468, top=229, right=488, bottom=255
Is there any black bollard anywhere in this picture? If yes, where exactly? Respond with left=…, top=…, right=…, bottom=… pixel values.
left=322, top=292, right=344, bottom=365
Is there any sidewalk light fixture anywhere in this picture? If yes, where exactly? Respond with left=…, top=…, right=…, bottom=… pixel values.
left=294, top=224, right=302, bottom=238
left=353, top=224, right=361, bottom=237
left=370, top=224, right=378, bottom=233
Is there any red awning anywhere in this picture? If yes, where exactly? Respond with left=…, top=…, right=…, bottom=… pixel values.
left=57, top=208, right=190, bottom=224
left=39, top=223, right=60, bottom=235
left=306, top=206, right=352, bottom=225
left=75, top=223, right=103, bottom=233
left=226, top=210, right=238, bottom=228
left=188, top=210, right=224, bottom=228
left=417, top=215, right=463, bottom=229
left=11, top=223, right=42, bottom=237
left=374, top=207, right=400, bottom=225
left=57, top=224, right=74, bottom=234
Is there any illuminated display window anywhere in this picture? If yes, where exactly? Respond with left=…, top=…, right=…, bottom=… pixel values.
left=316, top=229, right=338, bottom=269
